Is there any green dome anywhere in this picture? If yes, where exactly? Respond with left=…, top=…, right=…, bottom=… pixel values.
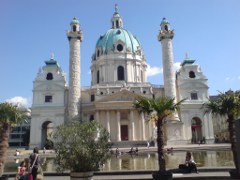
left=161, top=17, right=169, bottom=25
left=95, top=28, right=141, bottom=54
left=70, top=17, right=80, bottom=25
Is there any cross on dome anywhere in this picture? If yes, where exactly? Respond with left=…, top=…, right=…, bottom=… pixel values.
left=115, top=4, right=118, bottom=13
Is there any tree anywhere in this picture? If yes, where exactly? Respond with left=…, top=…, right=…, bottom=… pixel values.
left=53, top=120, right=111, bottom=174
left=205, top=90, right=240, bottom=177
left=0, top=102, right=26, bottom=177
left=133, top=96, right=184, bottom=179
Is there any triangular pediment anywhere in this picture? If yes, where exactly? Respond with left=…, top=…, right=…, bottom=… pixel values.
left=97, top=89, right=138, bottom=102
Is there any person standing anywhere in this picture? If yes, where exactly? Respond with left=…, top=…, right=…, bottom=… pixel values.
left=29, top=147, right=40, bottom=180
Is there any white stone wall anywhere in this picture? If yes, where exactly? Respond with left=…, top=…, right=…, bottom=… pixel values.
left=91, top=55, right=147, bottom=85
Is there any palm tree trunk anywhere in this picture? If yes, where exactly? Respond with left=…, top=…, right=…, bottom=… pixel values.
left=228, top=117, right=239, bottom=172
left=0, top=124, right=10, bottom=177
left=156, top=119, right=166, bottom=171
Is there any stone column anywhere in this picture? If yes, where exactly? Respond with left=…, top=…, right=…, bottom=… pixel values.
left=95, top=111, right=100, bottom=123
left=141, top=112, right=146, bottom=140
left=116, top=111, right=121, bottom=141
left=106, top=111, right=111, bottom=141
left=67, top=18, right=83, bottom=120
left=130, top=110, right=135, bottom=141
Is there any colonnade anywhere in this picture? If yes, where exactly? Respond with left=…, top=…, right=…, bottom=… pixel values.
left=94, top=109, right=153, bottom=142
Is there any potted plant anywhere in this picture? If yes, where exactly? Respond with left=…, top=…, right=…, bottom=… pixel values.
left=53, top=119, right=111, bottom=180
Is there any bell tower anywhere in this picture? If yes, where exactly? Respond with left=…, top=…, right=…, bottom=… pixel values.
left=67, top=17, right=83, bottom=120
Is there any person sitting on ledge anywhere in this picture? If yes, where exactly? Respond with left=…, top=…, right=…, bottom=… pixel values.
left=185, top=151, right=198, bottom=173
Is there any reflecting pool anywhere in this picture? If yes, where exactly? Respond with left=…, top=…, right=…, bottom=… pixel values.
left=4, top=150, right=234, bottom=173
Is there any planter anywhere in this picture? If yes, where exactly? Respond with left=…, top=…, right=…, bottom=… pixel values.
left=229, top=169, right=240, bottom=179
left=152, top=170, right=172, bottom=180
left=0, top=175, right=8, bottom=180
left=70, top=172, right=94, bottom=180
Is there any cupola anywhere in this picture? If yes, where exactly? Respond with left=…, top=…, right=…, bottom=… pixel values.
left=160, top=17, right=171, bottom=31
left=111, top=4, right=123, bottom=29
left=70, top=17, right=80, bottom=32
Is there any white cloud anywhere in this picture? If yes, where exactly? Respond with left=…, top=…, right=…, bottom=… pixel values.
left=146, top=62, right=181, bottom=77
left=6, top=96, right=30, bottom=107
left=173, top=62, right=181, bottom=72
left=146, top=64, right=162, bottom=77
left=225, top=77, right=234, bottom=81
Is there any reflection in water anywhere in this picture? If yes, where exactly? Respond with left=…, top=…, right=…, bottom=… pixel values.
left=4, top=150, right=233, bottom=172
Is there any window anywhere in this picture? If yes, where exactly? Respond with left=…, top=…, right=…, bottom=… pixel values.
left=73, top=25, right=76, bottom=32
left=90, top=94, right=95, bottom=102
left=46, top=73, right=53, bottom=80
left=45, top=96, right=52, bottom=103
left=97, top=71, right=100, bottom=84
left=117, top=44, right=123, bottom=52
left=191, top=93, right=198, bottom=100
left=90, top=115, right=94, bottom=121
left=116, top=20, right=119, bottom=28
left=117, top=66, right=124, bottom=80
left=189, top=71, right=196, bottom=78
left=97, top=50, right=100, bottom=57
left=164, top=25, right=168, bottom=31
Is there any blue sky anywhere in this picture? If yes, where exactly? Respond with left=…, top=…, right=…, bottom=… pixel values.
left=0, top=0, right=240, bottom=107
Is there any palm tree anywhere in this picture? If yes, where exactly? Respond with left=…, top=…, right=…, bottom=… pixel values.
left=133, top=96, right=184, bottom=179
left=0, top=102, right=26, bottom=177
left=205, top=90, right=240, bottom=177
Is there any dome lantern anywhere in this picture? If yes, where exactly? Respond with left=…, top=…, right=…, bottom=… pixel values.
left=111, top=4, right=123, bottom=29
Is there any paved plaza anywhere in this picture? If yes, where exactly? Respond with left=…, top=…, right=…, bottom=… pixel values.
left=4, top=144, right=234, bottom=180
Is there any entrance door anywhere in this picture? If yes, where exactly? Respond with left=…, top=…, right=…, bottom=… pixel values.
left=121, top=125, right=128, bottom=141
left=191, top=117, right=202, bottom=144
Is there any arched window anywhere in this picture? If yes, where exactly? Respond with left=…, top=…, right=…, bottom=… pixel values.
left=164, top=25, right=168, bottom=31
left=117, top=66, right=124, bottom=80
left=189, top=71, right=196, bottom=78
left=97, top=70, right=100, bottom=84
left=73, top=25, right=76, bottom=32
left=97, top=50, right=100, bottom=57
left=46, top=73, right=53, bottom=80
left=116, top=20, right=119, bottom=28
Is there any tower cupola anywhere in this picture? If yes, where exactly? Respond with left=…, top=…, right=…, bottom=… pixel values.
left=158, top=17, right=174, bottom=41
left=160, top=17, right=170, bottom=31
left=70, top=17, right=80, bottom=32
left=111, top=4, right=123, bottom=29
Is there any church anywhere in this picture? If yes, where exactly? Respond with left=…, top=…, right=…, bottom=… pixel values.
left=29, top=6, right=214, bottom=149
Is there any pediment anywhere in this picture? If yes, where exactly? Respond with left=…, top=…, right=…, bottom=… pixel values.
left=97, top=89, right=138, bottom=102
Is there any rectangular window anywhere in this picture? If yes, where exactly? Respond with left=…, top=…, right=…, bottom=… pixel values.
left=90, top=94, right=95, bottom=102
left=191, top=93, right=198, bottom=100
left=45, top=96, right=52, bottom=103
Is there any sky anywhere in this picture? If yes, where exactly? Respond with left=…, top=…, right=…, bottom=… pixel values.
left=0, top=0, right=240, bottom=107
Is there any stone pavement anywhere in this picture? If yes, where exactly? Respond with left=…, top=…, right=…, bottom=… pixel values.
left=5, top=171, right=232, bottom=180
